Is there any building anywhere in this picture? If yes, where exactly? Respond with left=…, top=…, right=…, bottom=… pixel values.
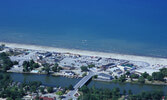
left=63, top=65, right=76, bottom=70
left=117, top=65, right=127, bottom=72
left=64, top=71, right=75, bottom=76
left=98, top=73, right=113, bottom=80
left=101, top=63, right=115, bottom=70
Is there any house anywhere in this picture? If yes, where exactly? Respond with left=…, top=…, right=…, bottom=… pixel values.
left=101, top=63, right=115, bottom=70
left=31, top=70, right=39, bottom=73
left=117, top=65, right=127, bottom=72
left=64, top=71, right=75, bottom=76
left=63, top=65, right=75, bottom=70
left=98, top=73, right=113, bottom=80
left=42, top=52, right=52, bottom=58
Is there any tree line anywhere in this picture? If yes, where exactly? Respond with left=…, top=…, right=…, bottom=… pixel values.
left=78, top=85, right=165, bottom=100
left=0, top=52, right=18, bottom=72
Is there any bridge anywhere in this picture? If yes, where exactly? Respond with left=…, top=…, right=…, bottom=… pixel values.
left=63, top=71, right=94, bottom=100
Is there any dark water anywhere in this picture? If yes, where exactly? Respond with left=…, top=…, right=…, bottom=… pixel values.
left=3, top=72, right=167, bottom=95
left=0, top=0, right=167, bottom=58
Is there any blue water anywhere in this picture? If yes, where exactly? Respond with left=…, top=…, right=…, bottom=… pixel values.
left=0, top=0, right=167, bottom=57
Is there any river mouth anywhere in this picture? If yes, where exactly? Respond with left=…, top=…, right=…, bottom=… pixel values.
left=2, top=72, right=167, bottom=95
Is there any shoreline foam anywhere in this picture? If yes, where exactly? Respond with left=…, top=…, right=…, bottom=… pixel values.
left=1, top=42, right=167, bottom=66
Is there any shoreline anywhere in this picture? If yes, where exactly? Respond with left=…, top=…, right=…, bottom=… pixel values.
left=1, top=42, right=167, bottom=66
left=3, top=71, right=167, bottom=86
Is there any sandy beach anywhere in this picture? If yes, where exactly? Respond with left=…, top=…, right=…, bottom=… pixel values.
left=1, top=42, right=167, bottom=66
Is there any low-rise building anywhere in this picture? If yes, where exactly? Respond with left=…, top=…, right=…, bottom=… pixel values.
left=98, top=73, right=113, bottom=80
left=64, top=71, right=75, bottom=76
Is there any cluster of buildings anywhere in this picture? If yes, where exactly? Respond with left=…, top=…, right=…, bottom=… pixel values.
left=2, top=47, right=166, bottom=81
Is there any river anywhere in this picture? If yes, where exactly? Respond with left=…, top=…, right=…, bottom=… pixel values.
left=2, top=72, right=167, bottom=95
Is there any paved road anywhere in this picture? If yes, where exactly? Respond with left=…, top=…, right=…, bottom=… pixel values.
left=63, top=71, right=94, bottom=100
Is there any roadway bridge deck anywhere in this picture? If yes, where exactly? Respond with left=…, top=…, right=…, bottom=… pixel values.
left=63, top=71, right=94, bottom=100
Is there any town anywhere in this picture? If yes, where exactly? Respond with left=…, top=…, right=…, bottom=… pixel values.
left=0, top=44, right=167, bottom=100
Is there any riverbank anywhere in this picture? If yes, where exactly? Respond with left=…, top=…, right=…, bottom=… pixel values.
left=1, top=42, right=167, bottom=66
left=5, top=70, right=167, bottom=86
left=2, top=72, right=167, bottom=95
left=7, top=70, right=82, bottom=79
left=93, top=78, right=167, bottom=86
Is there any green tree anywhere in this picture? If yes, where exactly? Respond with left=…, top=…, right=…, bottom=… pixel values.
left=141, top=72, right=149, bottom=78
left=126, top=71, right=130, bottom=77
left=80, top=66, right=88, bottom=72
left=93, top=75, right=98, bottom=79
left=152, top=72, right=164, bottom=81
left=32, top=63, right=40, bottom=68
left=159, top=68, right=167, bottom=77
left=13, top=61, right=19, bottom=65
left=30, top=85, right=37, bottom=93
left=44, top=65, right=50, bottom=74
left=130, top=74, right=139, bottom=79
left=118, top=75, right=126, bottom=82
left=147, top=76, right=153, bottom=81
left=39, top=87, right=45, bottom=94
left=112, top=87, right=120, bottom=99
left=68, top=84, right=74, bottom=90
left=138, top=76, right=145, bottom=84
left=128, top=89, right=132, bottom=95
left=82, top=72, right=87, bottom=77
left=56, top=91, right=63, bottom=96
left=88, top=64, right=95, bottom=68
left=58, top=67, right=62, bottom=72
left=123, top=89, right=126, bottom=95
left=47, top=87, right=53, bottom=93
left=52, top=64, right=58, bottom=72
left=79, top=85, right=89, bottom=93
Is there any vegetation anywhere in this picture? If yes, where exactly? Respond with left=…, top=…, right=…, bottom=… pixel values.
left=47, top=87, right=53, bottom=93
left=52, top=63, right=59, bottom=72
left=78, top=85, right=120, bottom=100
left=80, top=66, right=88, bottom=72
left=147, top=76, right=153, bottom=81
left=0, top=74, right=25, bottom=99
left=23, top=60, right=40, bottom=72
left=141, top=72, right=149, bottom=78
left=138, top=76, right=145, bottom=84
left=56, top=91, right=63, bottom=96
left=0, top=44, right=5, bottom=51
left=68, top=84, right=74, bottom=90
left=128, top=91, right=164, bottom=100
left=88, top=64, right=95, bottom=68
left=39, top=87, right=45, bottom=94
left=125, top=71, right=130, bottom=77
left=130, top=74, right=139, bottom=79
left=43, top=64, right=50, bottom=74
left=152, top=68, right=167, bottom=82
left=78, top=85, right=164, bottom=100
left=0, top=52, right=14, bottom=72
left=0, top=73, right=58, bottom=99
left=82, top=72, right=87, bottom=77
left=130, top=68, right=167, bottom=84
left=118, top=75, right=126, bottom=82
left=93, top=75, right=98, bottom=79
